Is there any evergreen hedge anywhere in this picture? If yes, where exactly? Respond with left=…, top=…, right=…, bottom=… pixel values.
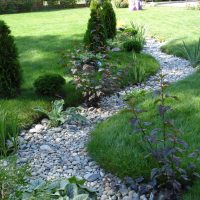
left=101, top=0, right=117, bottom=40
left=0, top=20, right=22, bottom=98
left=84, top=7, right=107, bottom=53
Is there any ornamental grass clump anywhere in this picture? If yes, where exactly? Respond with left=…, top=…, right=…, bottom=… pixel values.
left=122, top=22, right=145, bottom=53
left=0, top=110, right=19, bottom=157
left=34, top=74, right=66, bottom=98
left=182, top=38, right=200, bottom=68
left=0, top=20, right=22, bottom=98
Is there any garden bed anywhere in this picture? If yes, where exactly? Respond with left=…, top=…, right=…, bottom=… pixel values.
left=0, top=7, right=199, bottom=128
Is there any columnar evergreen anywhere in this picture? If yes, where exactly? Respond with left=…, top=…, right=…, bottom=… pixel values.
left=84, top=7, right=107, bottom=53
left=101, top=0, right=116, bottom=40
left=0, top=20, right=22, bottom=98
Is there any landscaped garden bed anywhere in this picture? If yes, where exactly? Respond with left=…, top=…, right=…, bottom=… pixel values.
left=0, top=7, right=199, bottom=128
left=0, top=4, right=200, bottom=200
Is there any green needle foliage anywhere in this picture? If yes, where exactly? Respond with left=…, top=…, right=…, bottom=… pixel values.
left=101, top=0, right=117, bottom=40
left=90, top=0, right=99, bottom=10
left=84, top=7, right=107, bottom=53
left=0, top=20, right=22, bottom=98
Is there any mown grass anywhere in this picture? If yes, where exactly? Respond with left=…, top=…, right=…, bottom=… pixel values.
left=117, top=7, right=200, bottom=59
left=183, top=181, right=200, bottom=200
left=0, top=9, right=89, bottom=127
left=87, top=72, right=200, bottom=197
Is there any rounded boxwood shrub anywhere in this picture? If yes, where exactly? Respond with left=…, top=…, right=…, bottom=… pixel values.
left=101, top=0, right=116, bottom=40
left=124, top=28, right=138, bottom=36
left=0, top=20, right=22, bottom=98
left=34, top=74, right=66, bottom=97
left=123, top=39, right=143, bottom=53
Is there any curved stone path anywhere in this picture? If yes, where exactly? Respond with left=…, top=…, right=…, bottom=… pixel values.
left=17, top=39, right=195, bottom=200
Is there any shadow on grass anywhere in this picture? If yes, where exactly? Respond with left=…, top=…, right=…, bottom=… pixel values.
left=16, top=34, right=83, bottom=55
left=15, top=33, right=84, bottom=85
left=0, top=34, right=84, bottom=127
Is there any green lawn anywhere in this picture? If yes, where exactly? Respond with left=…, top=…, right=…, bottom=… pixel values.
left=0, top=9, right=90, bottom=127
left=0, top=6, right=200, bottom=198
left=88, top=72, right=200, bottom=198
left=117, top=7, right=200, bottom=58
left=0, top=7, right=199, bottom=127
left=86, top=7, right=200, bottom=198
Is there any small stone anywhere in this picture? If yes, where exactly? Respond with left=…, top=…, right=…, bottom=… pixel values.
left=41, top=118, right=48, bottom=124
left=55, top=138, right=61, bottom=143
left=101, top=195, right=107, bottom=200
left=100, top=171, right=105, bottom=177
left=132, top=193, right=139, bottom=200
left=112, top=47, right=121, bottom=52
left=84, top=173, right=101, bottom=182
left=35, top=124, right=44, bottom=131
left=19, top=158, right=28, bottom=163
left=52, top=127, right=62, bottom=132
left=88, top=107, right=95, bottom=112
left=40, top=145, right=52, bottom=152
left=119, top=188, right=128, bottom=197
left=2, top=161, right=8, bottom=166
left=29, top=124, right=43, bottom=133
left=140, top=195, right=147, bottom=200
left=107, top=190, right=114, bottom=196
left=123, top=197, right=132, bottom=200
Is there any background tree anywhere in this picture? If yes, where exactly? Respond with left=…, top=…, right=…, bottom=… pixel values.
left=101, top=0, right=116, bottom=40
left=0, top=20, right=22, bottom=98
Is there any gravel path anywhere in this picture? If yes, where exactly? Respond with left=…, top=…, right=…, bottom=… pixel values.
left=17, top=39, right=195, bottom=200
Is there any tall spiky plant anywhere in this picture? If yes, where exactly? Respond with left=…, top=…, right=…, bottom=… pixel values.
left=182, top=38, right=200, bottom=68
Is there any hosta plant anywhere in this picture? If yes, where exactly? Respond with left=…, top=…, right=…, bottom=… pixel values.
left=33, top=99, right=65, bottom=127
left=33, top=100, right=86, bottom=127
left=182, top=38, right=200, bottom=68
left=65, top=107, right=87, bottom=125
left=19, top=176, right=97, bottom=200
left=123, top=74, right=200, bottom=199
